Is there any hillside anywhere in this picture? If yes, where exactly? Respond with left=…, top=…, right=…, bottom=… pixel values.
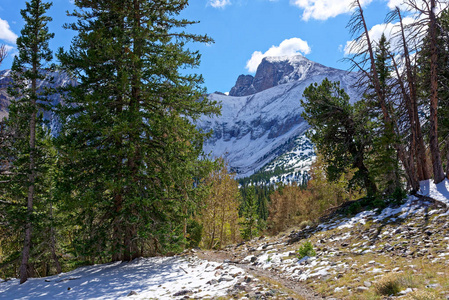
left=2, top=179, right=448, bottom=299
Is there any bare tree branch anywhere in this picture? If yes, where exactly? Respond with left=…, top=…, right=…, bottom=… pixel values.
left=0, top=45, right=7, bottom=66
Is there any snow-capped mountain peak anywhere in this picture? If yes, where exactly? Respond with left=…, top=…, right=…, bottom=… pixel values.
left=229, top=54, right=342, bottom=98
left=199, top=55, right=359, bottom=181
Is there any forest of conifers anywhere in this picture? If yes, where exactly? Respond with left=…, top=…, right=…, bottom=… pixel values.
left=1, top=0, right=449, bottom=285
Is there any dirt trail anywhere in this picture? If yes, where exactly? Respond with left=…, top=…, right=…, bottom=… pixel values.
left=196, top=249, right=325, bottom=300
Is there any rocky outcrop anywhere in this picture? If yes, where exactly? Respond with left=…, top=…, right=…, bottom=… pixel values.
left=0, top=70, right=12, bottom=120
left=229, top=55, right=342, bottom=97
left=0, top=70, right=75, bottom=132
left=229, top=75, right=256, bottom=97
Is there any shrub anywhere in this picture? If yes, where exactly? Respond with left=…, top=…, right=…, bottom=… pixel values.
left=374, top=273, right=402, bottom=296
left=299, top=220, right=313, bottom=229
left=296, top=240, right=316, bottom=259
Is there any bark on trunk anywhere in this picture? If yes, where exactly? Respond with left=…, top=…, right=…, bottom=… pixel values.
left=20, top=36, right=39, bottom=284
left=391, top=55, right=420, bottom=191
left=111, top=194, right=123, bottom=261
left=397, top=9, right=430, bottom=181
left=429, top=0, right=445, bottom=183
left=49, top=203, right=62, bottom=274
left=446, top=138, right=449, bottom=179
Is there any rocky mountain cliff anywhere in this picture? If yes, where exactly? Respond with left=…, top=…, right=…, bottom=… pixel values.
left=0, top=70, right=74, bottom=132
left=229, top=55, right=347, bottom=97
left=198, top=55, right=360, bottom=180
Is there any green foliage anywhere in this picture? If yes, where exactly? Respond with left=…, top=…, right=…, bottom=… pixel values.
left=239, top=186, right=260, bottom=240
left=0, top=0, right=60, bottom=281
left=186, top=219, right=203, bottom=249
left=55, top=0, right=219, bottom=261
left=363, top=34, right=403, bottom=196
left=346, top=201, right=362, bottom=216
left=239, top=184, right=274, bottom=226
left=296, top=240, right=316, bottom=259
left=301, top=78, right=377, bottom=196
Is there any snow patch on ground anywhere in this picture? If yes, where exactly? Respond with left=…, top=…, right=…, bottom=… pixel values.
left=0, top=256, right=245, bottom=300
left=418, top=178, right=449, bottom=206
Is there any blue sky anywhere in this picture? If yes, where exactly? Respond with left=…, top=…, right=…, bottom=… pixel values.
left=1, top=0, right=405, bottom=93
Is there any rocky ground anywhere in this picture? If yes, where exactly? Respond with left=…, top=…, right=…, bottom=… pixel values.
left=192, top=193, right=449, bottom=299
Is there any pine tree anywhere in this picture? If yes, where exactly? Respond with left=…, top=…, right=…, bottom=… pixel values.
left=0, top=0, right=55, bottom=283
left=56, top=0, right=219, bottom=261
left=301, top=78, right=377, bottom=196
left=240, top=186, right=259, bottom=240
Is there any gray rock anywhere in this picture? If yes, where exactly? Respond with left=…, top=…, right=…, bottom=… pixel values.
left=218, top=275, right=234, bottom=282
left=173, top=290, right=191, bottom=296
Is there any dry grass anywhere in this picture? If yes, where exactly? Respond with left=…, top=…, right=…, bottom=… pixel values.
left=373, top=273, right=408, bottom=296
left=404, top=290, right=443, bottom=300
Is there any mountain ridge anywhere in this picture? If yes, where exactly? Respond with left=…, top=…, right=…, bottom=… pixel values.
left=229, top=55, right=347, bottom=97
left=199, top=55, right=360, bottom=180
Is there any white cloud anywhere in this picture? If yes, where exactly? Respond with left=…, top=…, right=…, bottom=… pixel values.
left=290, top=0, right=373, bottom=21
left=387, top=0, right=449, bottom=14
left=246, top=37, right=311, bottom=73
left=0, top=18, right=18, bottom=44
left=387, top=0, right=407, bottom=10
left=344, top=17, right=415, bottom=55
left=4, top=44, right=14, bottom=52
left=208, top=0, right=231, bottom=8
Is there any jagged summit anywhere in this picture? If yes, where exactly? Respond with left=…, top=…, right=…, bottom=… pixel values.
left=229, top=55, right=343, bottom=97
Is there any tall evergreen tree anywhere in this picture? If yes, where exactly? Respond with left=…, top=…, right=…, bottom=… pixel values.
left=239, top=186, right=260, bottom=240
left=56, top=0, right=219, bottom=261
left=0, top=0, right=55, bottom=284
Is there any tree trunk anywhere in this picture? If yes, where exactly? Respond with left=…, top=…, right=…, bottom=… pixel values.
left=446, top=137, right=449, bottom=179
left=111, top=193, right=123, bottom=261
left=20, top=38, right=38, bottom=283
left=391, top=55, right=420, bottom=191
left=397, top=8, right=430, bottom=181
left=49, top=203, right=62, bottom=274
left=429, top=0, right=445, bottom=183
left=357, top=0, right=391, bottom=125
